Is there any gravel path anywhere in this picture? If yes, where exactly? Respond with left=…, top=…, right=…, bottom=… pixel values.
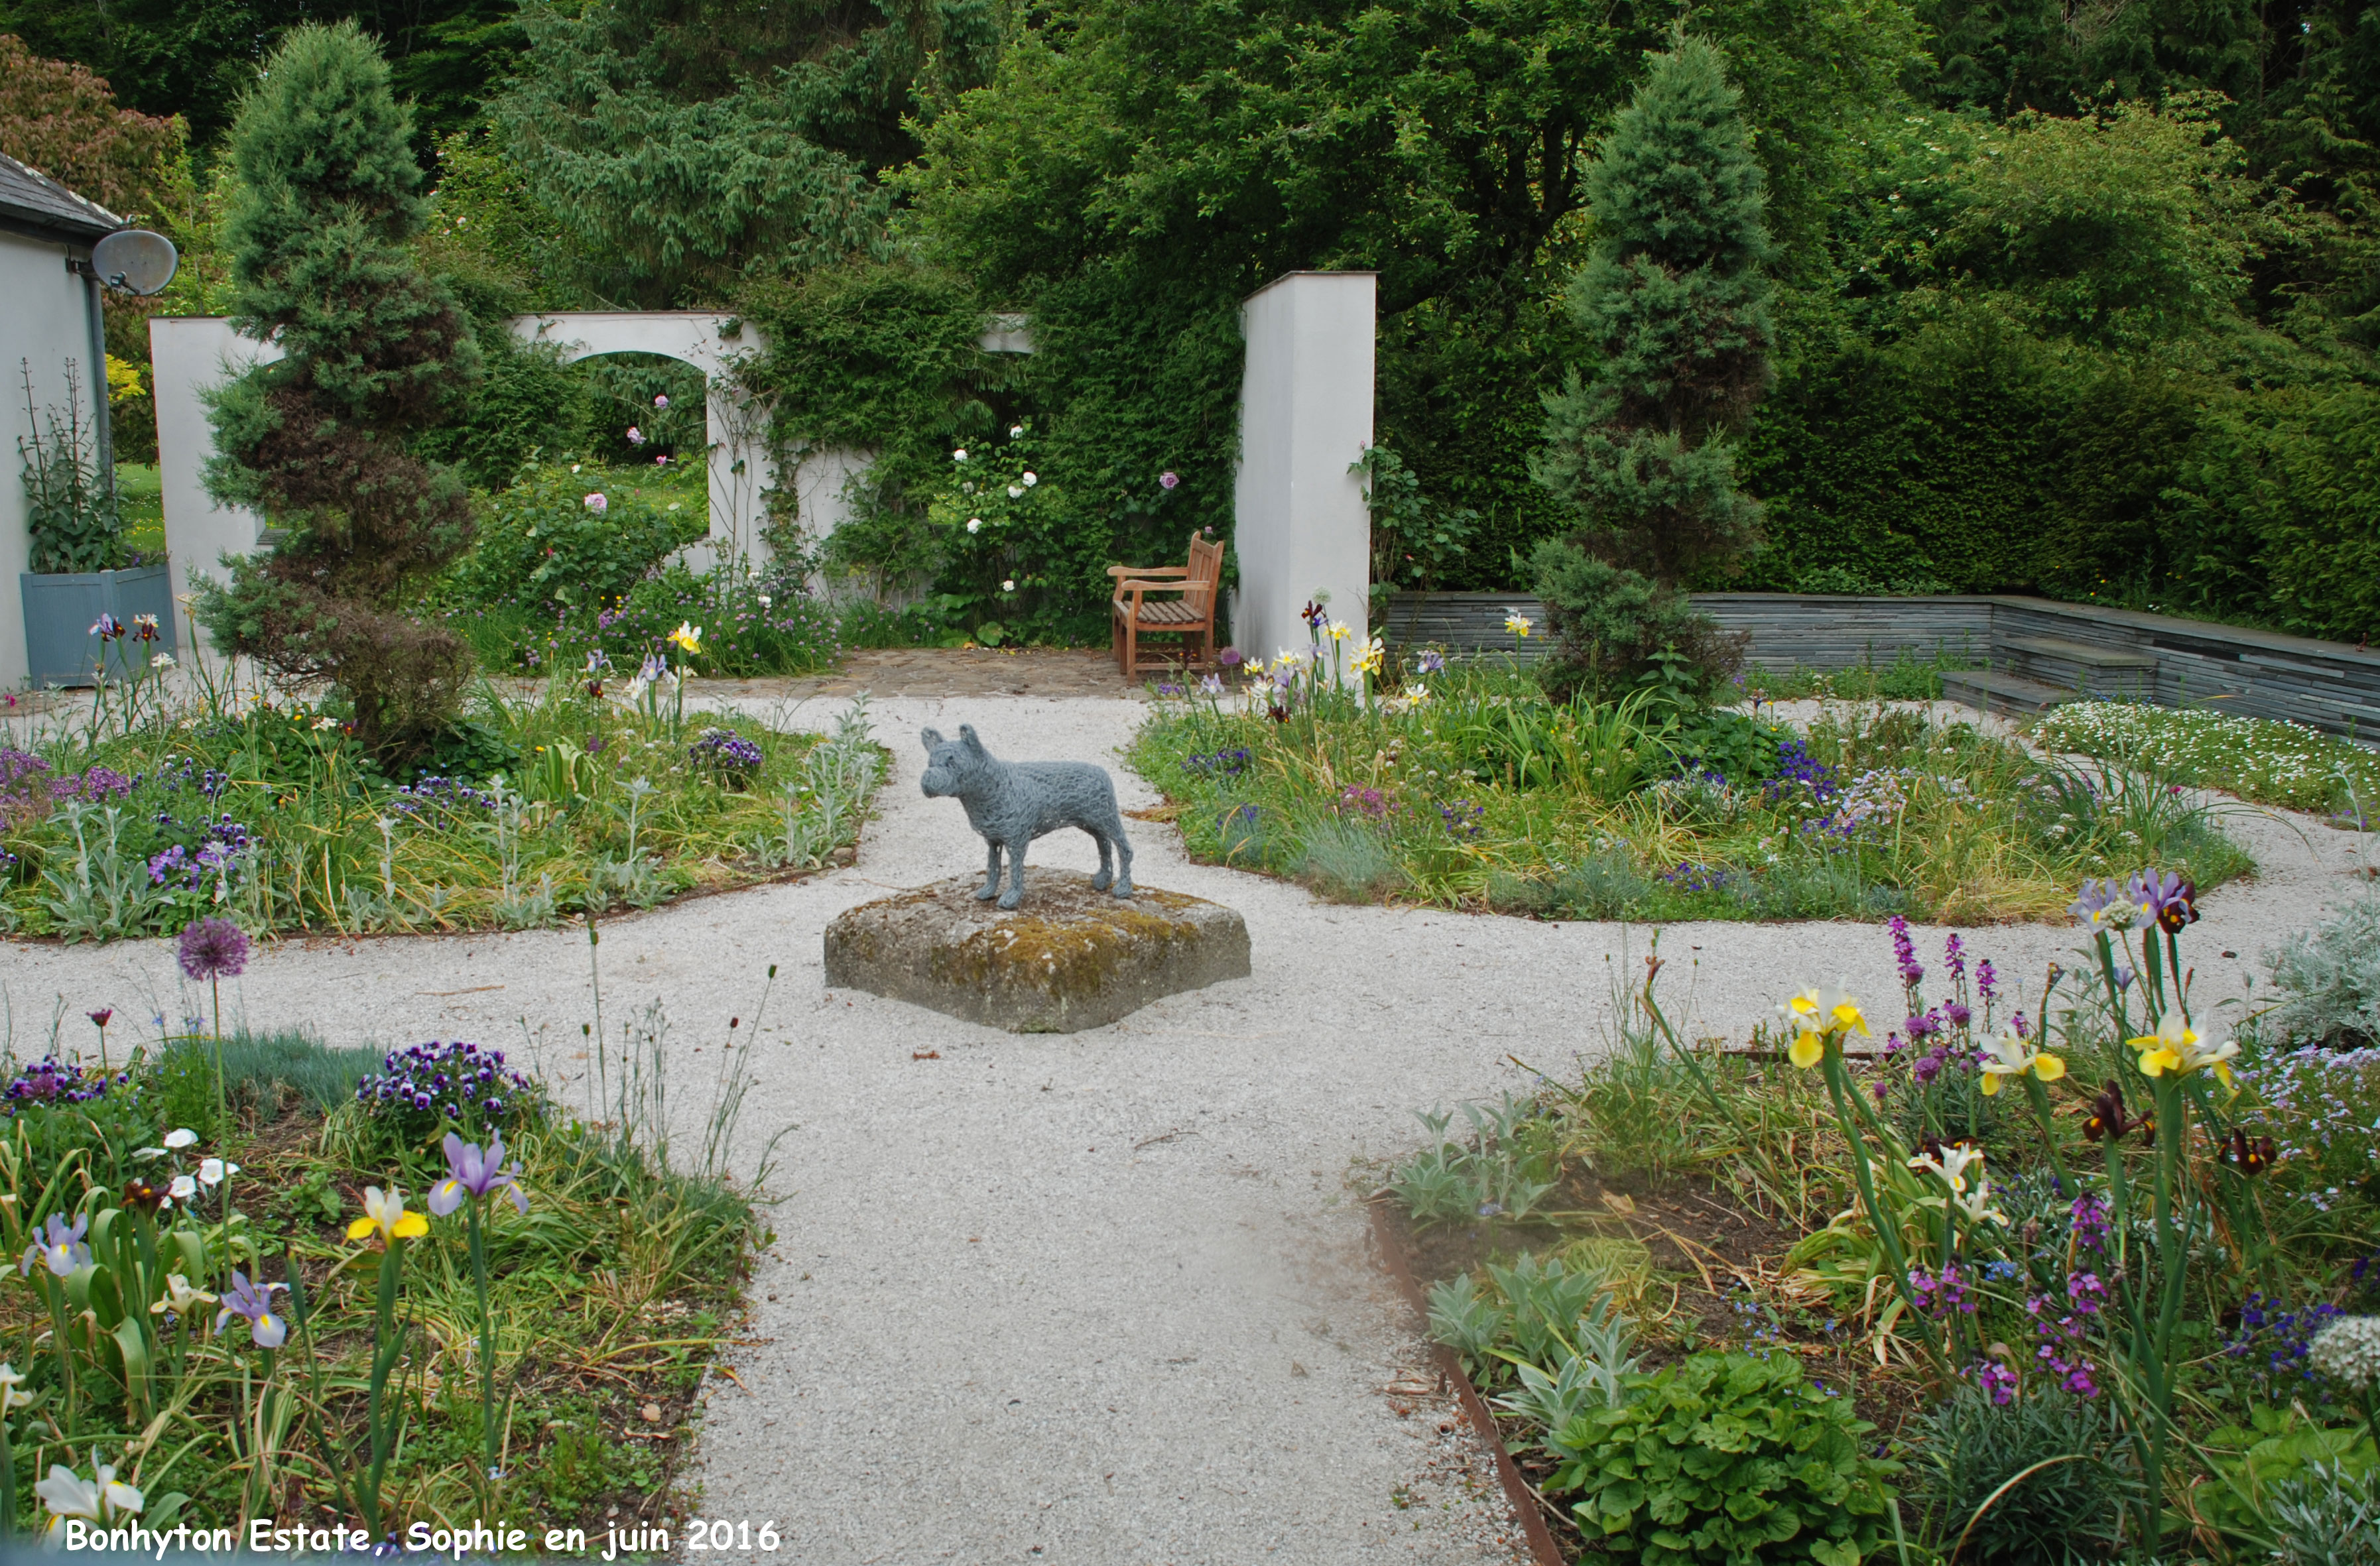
left=3, top=692, right=2370, bottom=1564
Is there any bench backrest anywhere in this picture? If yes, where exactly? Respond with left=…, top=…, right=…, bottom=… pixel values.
left=1184, top=532, right=1224, bottom=613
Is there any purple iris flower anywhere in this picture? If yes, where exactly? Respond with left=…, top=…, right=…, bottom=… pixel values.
left=2068, top=878, right=2131, bottom=929
left=428, top=1132, right=529, bottom=1217
left=20, top=1213, right=90, bottom=1277
left=216, top=1270, right=288, bottom=1347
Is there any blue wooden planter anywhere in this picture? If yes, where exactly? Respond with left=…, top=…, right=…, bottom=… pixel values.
left=19, top=563, right=178, bottom=688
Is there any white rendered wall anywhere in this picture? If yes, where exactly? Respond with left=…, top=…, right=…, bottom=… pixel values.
left=509, top=312, right=773, bottom=567
left=1231, top=271, right=1375, bottom=671
left=149, top=316, right=278, bottom=631
left=3, top=232, right=113, bottom=689
left=148, top=313, right=778, bottom=649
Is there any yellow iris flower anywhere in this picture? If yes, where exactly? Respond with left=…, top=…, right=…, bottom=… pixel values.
left=667, top=622, right=704, bottom=656
left=2129, top=1012, right=2238, bottom=1089
left=1976, top=1026, right=2066, bottom=1096
left=1776, top=981, right=1869, bottom=1067
left=346, top=1185, right=428, bottom=1244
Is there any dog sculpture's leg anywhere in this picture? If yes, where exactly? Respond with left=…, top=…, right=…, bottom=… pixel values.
left=999, top=840, right=1027, bottom=910
left=1091, top=829, right=1115, bottom=892
left=1109, top=820, right=1135, bottom=899
left=977, top=840, right=1002, bottom=902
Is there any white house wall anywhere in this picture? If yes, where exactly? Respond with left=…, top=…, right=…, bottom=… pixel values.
left=2, top=231, right=110, bottom=690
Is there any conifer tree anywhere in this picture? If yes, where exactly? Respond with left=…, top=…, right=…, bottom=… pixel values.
left=198, top=21, right=481, bottom=753
left=1532, top=34, right=1774, bottom=585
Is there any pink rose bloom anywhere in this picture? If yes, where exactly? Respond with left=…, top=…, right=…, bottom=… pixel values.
left=584, top=493, right=607, bottom=513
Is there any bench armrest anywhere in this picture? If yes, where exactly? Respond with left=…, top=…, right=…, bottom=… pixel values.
left=1107, top=563, right=1190, bottom=579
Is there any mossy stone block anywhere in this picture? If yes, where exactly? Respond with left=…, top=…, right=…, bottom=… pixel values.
left=823, top=872, right=1251, bottom=1033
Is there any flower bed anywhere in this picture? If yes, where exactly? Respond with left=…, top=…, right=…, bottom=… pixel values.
left=1387, top=876, right=2380, bottom=1561
left=0, top=678, right=883, bottom=943
left=2033, top=700, right=2380, bottom=819
left=0, top=945, right=774, bottom=1543
left=1133, top=655, right=2250, bottom=924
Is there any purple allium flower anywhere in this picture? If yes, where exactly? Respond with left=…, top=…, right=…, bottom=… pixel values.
left=176, top=918, right=251, bottom=981
left=1944, top=1002, right=1972, bottom=1028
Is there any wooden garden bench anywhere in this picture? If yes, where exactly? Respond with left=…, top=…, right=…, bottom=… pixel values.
left=1108, top=530, right=1223, bottom=676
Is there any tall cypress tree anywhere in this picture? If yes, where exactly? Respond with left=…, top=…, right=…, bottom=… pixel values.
left=1532, top=34, right=1773, bottom=586
left=198, top=21, right=481, bottom=753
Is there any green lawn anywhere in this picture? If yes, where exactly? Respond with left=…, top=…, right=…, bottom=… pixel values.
left=117, top=462, right=164, bottom=558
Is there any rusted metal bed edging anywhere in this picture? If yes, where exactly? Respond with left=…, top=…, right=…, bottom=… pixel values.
left=1368, top=1197, right=1568, bottom=1566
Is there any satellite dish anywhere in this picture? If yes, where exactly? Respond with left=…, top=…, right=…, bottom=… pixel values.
left=90, top=229, right=178, bottom=296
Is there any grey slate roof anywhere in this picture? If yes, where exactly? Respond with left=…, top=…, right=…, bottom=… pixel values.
left=0, top=150, right=125, bottom=244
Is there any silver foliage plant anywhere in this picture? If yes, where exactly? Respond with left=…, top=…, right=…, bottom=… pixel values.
left=2263, top=886, right=2380, bottom=1047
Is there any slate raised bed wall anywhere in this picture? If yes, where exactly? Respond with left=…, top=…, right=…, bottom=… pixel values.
left=1380, top=590, right=2380, bottom=741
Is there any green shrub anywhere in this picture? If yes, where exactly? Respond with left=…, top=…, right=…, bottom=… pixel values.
left=2194, top=1406, right=2380, bottom=1545
left=2259, top=1461, right=2380, bottom=1566
left=1531, top=542, right=1745, bottom=705
left=1549, top=1351, right=1897, bottom=1566
left=2264, top=887, right=2380, bottom=1049
left=1915, top=1386, right=2134, bottom=1564
left=456, top=463, right=696, bottom=615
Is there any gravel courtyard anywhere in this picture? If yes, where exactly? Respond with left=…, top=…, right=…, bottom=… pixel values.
left=3, top=690, right=2368, bottom=1565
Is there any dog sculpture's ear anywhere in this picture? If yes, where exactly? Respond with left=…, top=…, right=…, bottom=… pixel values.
left=959, top=724, right=987, bottom=756
left=920, top=727, right=945, bottom=752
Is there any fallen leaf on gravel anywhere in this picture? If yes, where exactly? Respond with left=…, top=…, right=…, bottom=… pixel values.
left=640, top=1403, right=662, bottom=1423
left=913, top=1050, right=941, bottom=1059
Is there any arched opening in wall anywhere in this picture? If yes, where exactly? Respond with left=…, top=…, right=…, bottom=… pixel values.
left=567, top=351, right=709, bottom=473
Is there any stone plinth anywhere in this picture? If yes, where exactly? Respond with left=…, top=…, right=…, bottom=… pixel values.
left=823, top=872, right=1251, bottom=1033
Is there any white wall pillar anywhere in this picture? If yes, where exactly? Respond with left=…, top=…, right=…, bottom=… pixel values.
left=1230, top=271, right=1375, bottom=672
left=149, top=316, right=278, bottom=650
